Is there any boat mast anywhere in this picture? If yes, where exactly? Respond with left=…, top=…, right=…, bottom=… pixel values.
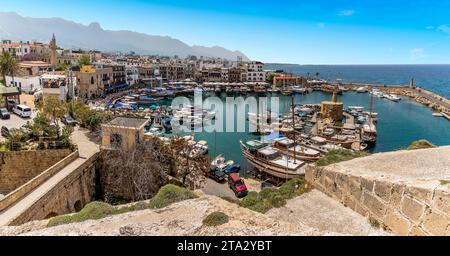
left=291, top=96, right=297, bottom=164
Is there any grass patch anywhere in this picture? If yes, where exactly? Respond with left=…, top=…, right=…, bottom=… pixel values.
left=47, top=185, right=197, bottom=227
left=148, top=184, right=198, bottom=209
left=440, top=180, right=450, bottom=186
left=47, top=201, right=116, bottom=227
left=237, top=179, right=311, bottom=214
left=203, top=211, right=229, bottom=227
left=407, top=140, right=436, bottom=150
left=316, top=149, right=370, bottom=167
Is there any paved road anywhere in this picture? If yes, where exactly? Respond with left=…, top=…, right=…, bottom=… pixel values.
left=0, top=128, right=99, bottom=226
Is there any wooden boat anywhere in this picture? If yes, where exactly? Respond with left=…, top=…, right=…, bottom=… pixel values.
left=280, top=88, right=293, bottom=96
left=272, top=137, right=322, bottom=162
left=240, top=140, right=305, bottom=180
left=254, top=85, right=267, bottom=94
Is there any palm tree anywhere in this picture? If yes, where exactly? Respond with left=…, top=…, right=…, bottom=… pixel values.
left=0, top=52, right=10, bottom=83
left=0, top=52, right=19, bottom=86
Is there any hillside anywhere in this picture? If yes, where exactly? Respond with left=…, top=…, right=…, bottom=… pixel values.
left=0, top=12, right=250, bottom=60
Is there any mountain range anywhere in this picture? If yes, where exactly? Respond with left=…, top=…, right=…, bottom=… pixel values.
left=0, top=12, right=249, bottom=61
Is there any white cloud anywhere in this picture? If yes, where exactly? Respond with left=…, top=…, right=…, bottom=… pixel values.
left=437, top=24, right=450, bottom=34
left=410, top=48, right=427, bottom=60
left=317, top=22, right=325, bottom=29
left=426, top=25, right=435, bottom=30
left=338, top=10, right=355, bottom=16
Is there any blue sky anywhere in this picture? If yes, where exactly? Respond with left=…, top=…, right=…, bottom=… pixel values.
left=2, top=0, right=450, bottom=64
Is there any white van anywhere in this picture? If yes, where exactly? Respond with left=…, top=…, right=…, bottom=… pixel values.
left=13, top=105, right=32, bottom=118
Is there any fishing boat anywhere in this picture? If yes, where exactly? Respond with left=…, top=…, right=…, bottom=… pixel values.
left=272, top=137, right=322, bottom=162
left=240, top=86, right=249, bottom=94
left=188, top=140, right=209, bottom=158
left=356, top=86, right=369, bottom=93
left=361, top=122, right=377, bottom=145
left=254, top=85, right=267, bottom=94
left=240, top=140, right=305, bottom=181
left=280, top=87, right=293, bottom=96
left=292, top=86, right=307, bottom=94
left=441, top=112, right=450, bottom=121
left=385, top=94, right=401, bottom=102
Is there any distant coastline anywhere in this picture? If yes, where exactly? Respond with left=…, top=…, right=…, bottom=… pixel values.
left=265, top=64, right=450, bottom=99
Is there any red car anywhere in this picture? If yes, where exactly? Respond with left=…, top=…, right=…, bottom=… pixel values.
left=228, top=173, right=248, bottom=198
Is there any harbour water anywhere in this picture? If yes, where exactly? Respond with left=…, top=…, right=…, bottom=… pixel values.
left=265, top=64, right=450, bottom=99
left=152, top=91, right=450, bottom=172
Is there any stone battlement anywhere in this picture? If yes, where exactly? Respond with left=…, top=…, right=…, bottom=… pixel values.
left=306, top=146, right=450, bottom=236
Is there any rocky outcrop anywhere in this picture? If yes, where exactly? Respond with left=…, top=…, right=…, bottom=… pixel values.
left=0, top=190, right=388, bottom=236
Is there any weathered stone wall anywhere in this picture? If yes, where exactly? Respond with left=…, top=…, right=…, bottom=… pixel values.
left=306, top=166, right=450, bottom=236
left=0, top=151, right=79, bottom=212
left=0, top=149, right=72, bottom=195
left=9, top=153, right=100, bottom=226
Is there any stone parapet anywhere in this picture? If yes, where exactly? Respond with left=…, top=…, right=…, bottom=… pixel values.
left=306, top=165, right=450, bottom=236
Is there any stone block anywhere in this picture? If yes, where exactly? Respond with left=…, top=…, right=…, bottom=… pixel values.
left=305, top=166, right=316, bottom=183
left=361, top=177, right=374, bottom=193
left=405, top=186, right=433, bottom=205
left=432, top=190, right=450, bottom=214
left=409, top=226, right=429, bottom=236
left=342, top=195, right=357, bottom=210
left=374, top=180, right=392, bottom=203
left=362, top=191, right=386, bottom=219
left=390, top=183, right=405, bottom=208
left=347, top=178, right=363, bottom=202
left=422, top=210, right=450, bottom=236
left=383, top=210, right=411, bottom=236
left=400, top=196, right=426, bottom=223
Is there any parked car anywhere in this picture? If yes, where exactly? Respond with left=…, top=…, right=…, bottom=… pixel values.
left=228, top=173, right=248, bottom=198
left=1, top=126, right=10, bottom=138
left=0, top=108, right=10, bottom=119
left=13, top=105, right=32, bottom=118
left=62, top=115, right=77, bottom=126
left=209, top=167, right=226, bottom=183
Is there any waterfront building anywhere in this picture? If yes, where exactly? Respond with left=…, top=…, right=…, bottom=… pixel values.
left=244, top=61, right=266, bottom=82
left=77, top=65, right=113, bottom=99
left=0, top=40, right=32, bottom=58
left=126, top=65, right=139, bottom=86
left=273, top=76, right=306, bottom=88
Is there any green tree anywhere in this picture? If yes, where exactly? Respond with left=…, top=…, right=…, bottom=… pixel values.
left=77, top=54, right=91, bottom=67
left=36, top=97, right=68, bottom=139
left=0, top=52, right=19, bottom=85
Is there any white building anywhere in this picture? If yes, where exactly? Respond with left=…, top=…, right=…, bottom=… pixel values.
left=5, top=75, right=41, bottom=93
left=0, top=41, right=32, bottom=58
left=126, top=66, right=140, bottom=86
left=245, top=61, right=266, bottom=82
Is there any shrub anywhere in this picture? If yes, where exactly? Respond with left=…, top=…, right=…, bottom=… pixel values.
left=407, top=140, right=436, bottom=150
left=203, top=211, right=229, bottom=227
left=47, top=201, right=115, bottom=227
left=269, top=195, right=287, bottom=208
left=316, top=149, right=370, bottom=167
left=236, top=178, right=311, bottom=214
left=148, top=184, right=198, bottom=209
left=238, top=191, right=259, bottom=208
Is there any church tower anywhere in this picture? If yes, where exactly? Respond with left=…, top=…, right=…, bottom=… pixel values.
left=49, top=34, right=57, bottom=66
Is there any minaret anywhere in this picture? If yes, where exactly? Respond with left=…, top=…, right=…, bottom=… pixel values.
left=50, top=34, right=57, bottom=66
